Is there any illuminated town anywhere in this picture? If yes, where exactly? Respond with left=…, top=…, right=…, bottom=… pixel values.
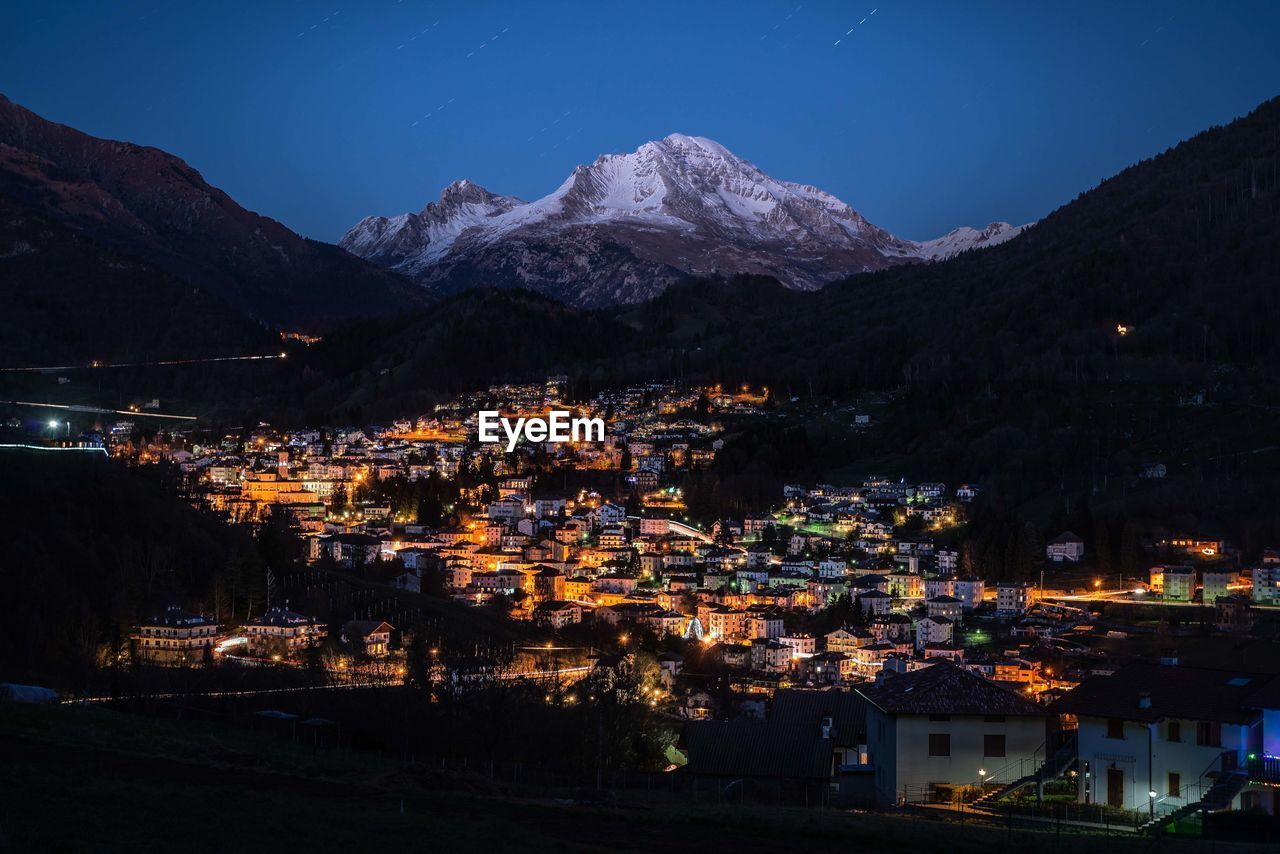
left=49, top=374, right=1270, bottom=835
left=5, top=3, right=1280, bottom=850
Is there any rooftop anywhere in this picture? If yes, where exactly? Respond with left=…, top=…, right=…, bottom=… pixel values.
left=858, top=662, right=1044, bottom=717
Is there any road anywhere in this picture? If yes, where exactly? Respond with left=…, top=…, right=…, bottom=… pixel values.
left=63, top=661, right=594, bottom=705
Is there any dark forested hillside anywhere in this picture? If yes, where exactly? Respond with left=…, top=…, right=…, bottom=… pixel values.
left=0, top=196, right=276, bottom=365
left=0, top=95, right=426, bottom=330
left=296, top=288, right=645, bottom=422
left=0, top=452, right=267, bottom=690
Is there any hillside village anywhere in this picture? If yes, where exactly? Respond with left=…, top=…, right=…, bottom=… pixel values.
left=81, top=375, right=1280, bottom=834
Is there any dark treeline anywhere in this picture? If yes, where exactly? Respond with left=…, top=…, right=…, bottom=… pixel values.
left=0, top=452, right=268, bottom=691
left=680, top=423, right=816, bottom=519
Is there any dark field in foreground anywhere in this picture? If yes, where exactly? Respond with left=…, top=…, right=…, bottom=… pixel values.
left=0, top=704, right=1254, bottom=853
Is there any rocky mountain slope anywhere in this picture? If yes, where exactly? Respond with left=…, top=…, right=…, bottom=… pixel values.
left=342, top=133, right=1027, bottom=306
left=0, top=95, right=424, bottom=329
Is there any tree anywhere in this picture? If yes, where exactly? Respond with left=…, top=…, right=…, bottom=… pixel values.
left=1119, top=520, right=1144, bottom=579
left=331, top=482, right=349, bottom=515
left=848, top=594, right=865, bottom=627
left=1094, top=516, right=1114, bottom=577
left=256, top=504, right=301, bottom=570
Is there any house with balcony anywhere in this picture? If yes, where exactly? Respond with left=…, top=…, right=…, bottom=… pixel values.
left=244, top=607, right=325, bottom=658
left=340, top=620, right=394, bottom=657
left=1046, top=531, right=1085, bottom=563
left=1049, top=660, right=1280, bottom=827
left=1162, top=566, right=1196, bottom=602
left=926, top=594, right=963, bottom=621
left=1254, top=565, right=1280, bottom=605
left=996, top=582, right=1035, bottom=616
left=131, top=606, right=220, bottom=665
left=533, top=599, right=582, bottom=629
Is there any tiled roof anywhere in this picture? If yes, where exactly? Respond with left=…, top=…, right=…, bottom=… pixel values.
left=246, top=607, right=315, bottom=627
left=342, top=619, right=392, bottom=637
left=535, top=600, right=578, bottom=611
left=857, top=662, right=1044, bottom=717
left=146, top=606, right=215, bottom=627
left=1047, top=662, right=1277, bottom=724
left=770, top=688, right=868, bottom=744
left=682, top=719, right=833, bottom=780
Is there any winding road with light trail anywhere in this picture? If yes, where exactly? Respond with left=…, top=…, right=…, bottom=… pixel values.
left=0, top=352, right=288, bottom=373
left=0, top=400, right=198, bottom=421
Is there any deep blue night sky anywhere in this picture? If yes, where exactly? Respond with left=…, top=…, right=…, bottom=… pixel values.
left=4, top=1, right=1279, bottom=242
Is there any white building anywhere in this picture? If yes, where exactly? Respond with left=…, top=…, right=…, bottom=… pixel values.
left=487, top=496, right=525, bottom=521
left=952, top=577, right=985, bottom=612
left=856, top=589, right=893, bottom=617
left=131, top=606, right=219, bottom=665
left=1254, top=565, right=1280, bottom=605
left=924, top=576, right=954, bottom=600
left=746, top=611, right=785, bottom=639
left=860, top=663, right=1048, bottom=806
left=1051, top=662, right=1280, bottom=814
left=915, top=616, right=954, bottom=650
left=778, top=634, right=816, bottom=657
left=1202, top=569, right=1235, bottom=604
left=926, top=595, right=963, bottom=621
left=818, top=558, right=848, bottom=579
left=594, top=502, right=626, bottom=527
left=1163, top=566, right=1195, bottom=602
left=1046, top=531, right=1085, bottom=563
left=244, top=607, right=325, bottom=657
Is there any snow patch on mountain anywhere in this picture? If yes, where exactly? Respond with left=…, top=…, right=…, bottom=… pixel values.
left=915, top=221, right=1029, bottom=260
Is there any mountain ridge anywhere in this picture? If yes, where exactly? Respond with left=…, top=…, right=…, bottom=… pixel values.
left=0, top=94, right=426, bottom=329
left=341, top=133, right=1028, bottom=307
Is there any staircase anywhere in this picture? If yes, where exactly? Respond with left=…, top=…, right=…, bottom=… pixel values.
left=972, top=733, right=1077, bottom=809
left=1137, top=769, right=1247, bottom=835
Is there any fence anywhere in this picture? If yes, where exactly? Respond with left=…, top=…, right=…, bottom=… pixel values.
left=422, top=756, right=846, bottom=808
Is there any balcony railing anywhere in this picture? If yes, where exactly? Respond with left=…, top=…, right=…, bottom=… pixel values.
left=1246, top=754, right=1280, bottom=783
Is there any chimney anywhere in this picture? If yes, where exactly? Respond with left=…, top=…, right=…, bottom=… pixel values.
left=1138, top=691, right=1152, bottom=709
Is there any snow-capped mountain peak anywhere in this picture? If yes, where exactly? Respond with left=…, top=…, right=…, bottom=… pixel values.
left=340, top=136, right=1032, bottom=306
left=339, top=179, right=523, bottom=267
